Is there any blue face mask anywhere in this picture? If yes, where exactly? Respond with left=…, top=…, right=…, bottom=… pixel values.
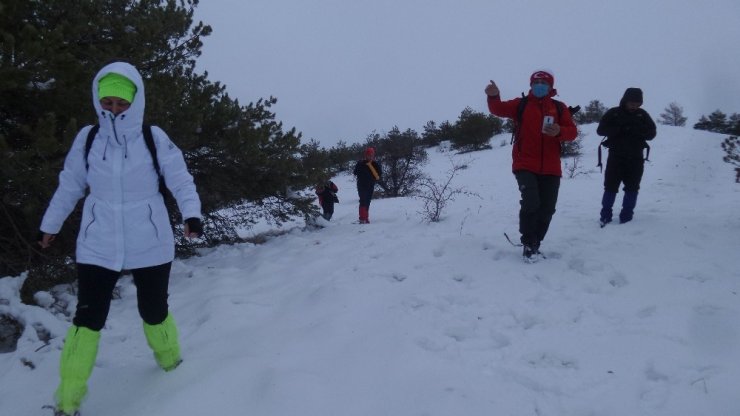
left=532, top=84, right=550, bottom=98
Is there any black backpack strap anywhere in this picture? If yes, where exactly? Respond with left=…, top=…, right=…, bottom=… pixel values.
left=510, top=94, right=528, bottom=146
left=142, top=124, right=161, bottom=176
left=552, top=99, right=563, bottom=121
left=142, top=124, right=168, bottom=197
left=84, top=125, right=100, bottom=170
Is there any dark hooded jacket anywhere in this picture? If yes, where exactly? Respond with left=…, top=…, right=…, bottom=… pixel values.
left=597, top=88, right=657, bottom=159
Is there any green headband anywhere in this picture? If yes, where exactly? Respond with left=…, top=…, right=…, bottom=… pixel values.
left=98, top=72, right=137, bottom=103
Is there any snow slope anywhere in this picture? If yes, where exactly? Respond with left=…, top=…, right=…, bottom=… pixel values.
left=1, top=124, right=739, bottom=416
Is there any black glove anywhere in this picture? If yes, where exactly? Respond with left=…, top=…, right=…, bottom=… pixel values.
left=568, top=105, right=581, bottom=115
left=184, top=217, right=203, bottom=237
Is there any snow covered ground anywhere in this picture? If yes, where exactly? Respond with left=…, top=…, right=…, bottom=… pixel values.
left=1, top=124, right=739, bottom=416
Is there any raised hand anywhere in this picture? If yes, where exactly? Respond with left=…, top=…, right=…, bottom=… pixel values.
left=485, top=80, right=500, bottom=97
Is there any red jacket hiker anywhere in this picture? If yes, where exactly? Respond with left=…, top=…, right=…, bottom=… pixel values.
left=484, top=70, right=578, bottom=261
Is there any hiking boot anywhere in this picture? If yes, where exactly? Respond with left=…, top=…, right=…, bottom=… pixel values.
left=600, top=191, right=616, bottom=227
left=523, top=242, right=543, bottom=263
left=54, top=410, right=81, bottom=416
left=359, top=206, right=369, bottom=224
left=619, top=191, right=638, bottom=223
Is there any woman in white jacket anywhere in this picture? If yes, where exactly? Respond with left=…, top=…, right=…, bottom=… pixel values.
left=38, top=61, right=202, bottom=416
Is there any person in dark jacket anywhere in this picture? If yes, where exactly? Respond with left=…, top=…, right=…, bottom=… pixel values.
left=485, top=70, right=578, bottom=261
left=315, top=180, right=339, bottom=220
left=352, top=147, right=382, bottom=224
left=596, top=88, right=657, bottom=226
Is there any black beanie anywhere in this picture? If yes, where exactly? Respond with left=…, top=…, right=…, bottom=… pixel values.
left=620, top=88, right=643, bottom=106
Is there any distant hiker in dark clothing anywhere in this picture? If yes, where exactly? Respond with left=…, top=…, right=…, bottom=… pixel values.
left=315, top=180, right=339, bottom=220
left=485, top=70, right=578, bottom=261
left=597, top=88, right=657, bottom=226
left=353, top=147, right=382, bottom=224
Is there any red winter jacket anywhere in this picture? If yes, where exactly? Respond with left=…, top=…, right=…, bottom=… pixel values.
left=488, top=92, right=577, bottom=176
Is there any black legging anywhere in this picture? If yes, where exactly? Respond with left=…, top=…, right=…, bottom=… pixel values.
left=74, top=262, right=172, bottom=331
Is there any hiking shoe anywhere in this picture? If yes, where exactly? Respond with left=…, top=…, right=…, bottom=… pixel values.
left=523, top=245, right=536, bottom=259
left=54, top=410, right=81, bottom=416
left=523, top=244, right=543, bottom=263
left=619, top=212, right=633, bottom=224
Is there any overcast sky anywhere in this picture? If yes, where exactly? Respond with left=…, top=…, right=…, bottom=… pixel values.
left=194, top=0, right=740, bottom=147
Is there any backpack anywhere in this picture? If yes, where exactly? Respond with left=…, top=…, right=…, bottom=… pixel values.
left=327, top=180, right=339, bottom=203
left=596, top=137, right=651, bottom=173
left=327, top=180, right=338, bottom=193
left=84, top=124, right=168, bottom=197
left=510, top=94, right=566, bottom=146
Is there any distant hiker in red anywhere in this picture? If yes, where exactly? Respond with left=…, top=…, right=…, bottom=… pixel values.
left=485, top=70, right=578, bottom=261
left=353, top=147, right=382, bottom=224
left=315, top=180, right=339, bottom=221
left=597, top=88, right=656, bottom=226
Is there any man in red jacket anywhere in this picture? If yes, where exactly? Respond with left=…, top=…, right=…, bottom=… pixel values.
left=485, top=70, right=577, bottom=261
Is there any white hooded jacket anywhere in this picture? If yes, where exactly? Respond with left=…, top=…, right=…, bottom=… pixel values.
left=40, top=62, right=202, bottom=271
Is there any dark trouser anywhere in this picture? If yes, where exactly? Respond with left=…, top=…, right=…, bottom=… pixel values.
left=357, top=184, right=374, bottom=222
left=514, top=171, right=560, bottom=247
left=357, top=185, right=374, bottom=208
left=74, top=262, right=172, bottom=331
left=321, top=201, right=335, bottom=220
left=604, top=154, right=644, bottom=193
left=603, top=155, right=644, bottom=223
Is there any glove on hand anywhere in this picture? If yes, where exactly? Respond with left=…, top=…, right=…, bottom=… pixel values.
left=184, top=217, right=203, bottom=237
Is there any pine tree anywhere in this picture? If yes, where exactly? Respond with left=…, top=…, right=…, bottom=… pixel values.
left=694, top=110, right=728, bottom=133
left=450, top=107, right=502, bottom=152
left=658, top=102, right=688, bottom=126
left=573, top=100, right=606, bottom=125
left=721, top=136, right=740, bottom=183
left=327, top=140, right=355, bottom=172
left=366, top=127, right=428, bottom=197
left=1, top=1, right=322, bottom=290
left=727, top=114, right=740, bottom=135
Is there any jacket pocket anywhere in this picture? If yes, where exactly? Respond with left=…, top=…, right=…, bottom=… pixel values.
left=147, top=203, right=161, bottom=240
left=83, top=203, right=97, bottom=240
